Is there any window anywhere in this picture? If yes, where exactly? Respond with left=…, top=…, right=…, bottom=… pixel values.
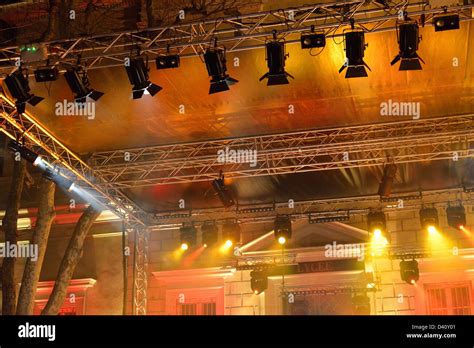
left=426, top=282, right=472, bottom=315
left=165, top=287, right=224, bottom=315
left=177, top=300, right=217, bottom=315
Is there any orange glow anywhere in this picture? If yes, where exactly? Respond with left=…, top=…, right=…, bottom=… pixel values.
left=460, top=226, right=471, bottom=236
left=181, top=245, right=206, bottom=268
left=278, top=236, right=286, bottom=245
left=427, top=225, right=437, bottom=235
left=219, top=240, right=234, bottom=254
left=180, top=243, right=189, bottom=251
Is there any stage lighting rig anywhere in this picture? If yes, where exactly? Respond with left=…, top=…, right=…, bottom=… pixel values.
left=155, top=54, right=180, bottom=70
left=260, top=31, right=294, bottom=85
left=301, top=26, right=326, bottom=49
left=180, top=224, right=197, bottom=251
left=446, top=205, right=466, bottom=230
left=34, top=66, right=59, bottom=82
left=7, top=140, right=42, bottom=166
left=222, top=220, right=241, bottom=247
left=204, top=43, right=238, bottom=94
left=212, top=172, right=235, bottom=208
left=339, top=25, right=370, bottom=78
left=419, top=207, right=439, bottom=233
left=367, top=211, right=387, bottom=236
left=125, top=56, right=162, bottom=99
left=64, top=67, right=104, bottom=104
left=274, top=215, right=292, bottom=245
left=400, top=259, right=419, bottom=285
left=202, top=221, right=218, bottom=247
left=391, top=20, right=424, bottom=70
left=3, top=69, right=44, bottom=113
left=250, top=270, right=268, bottom=294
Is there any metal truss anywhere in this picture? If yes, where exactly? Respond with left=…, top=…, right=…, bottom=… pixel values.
left=90, top=114, right=474, bottom=188
left=150, top=187, right=474, bottom=226
left=0, top=93, right=149, bottom=315
left=0, top=1, right=473, bottom=74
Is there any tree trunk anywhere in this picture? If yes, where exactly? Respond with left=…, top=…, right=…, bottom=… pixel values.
left=16, top=179, right=56, bottom=315
left=1, top=158, right=26, bottom=315
left=41, top=205, right=102, bottom=315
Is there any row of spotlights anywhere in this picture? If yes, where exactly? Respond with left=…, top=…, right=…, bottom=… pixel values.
left=3, top=14, right=460, bottom=112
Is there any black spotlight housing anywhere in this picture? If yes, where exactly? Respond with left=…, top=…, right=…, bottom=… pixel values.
left=367, top=211, right=387, bottom=234
left=7, top=140, right=42, bottom=166
left=391, top=21, right=424, bottom=71
left=433, top=14, right=460, bottom=32
left=155, top=54, right=180, bottom=70
left=34, top=66, right=59, bottom=82
left=64, top=68, right=104, bottom=103
left=300, top=33, right=326, bottom=49
left=222, top=221, right=241, bottom=246
left=259, top=40, right=294, bottom=85
left=201, top=222, right=218, bottom=247
left=212, top=174, right=235, bottom=207
left=180, top=225, right=197, bottom=249
left=446, top=205, right=466, bottom=230
left=250, top=270, right=268, bottom=295
left=204, top=48, right=238, bottom=94
left=125, top=57, right=162, bottom=99
left=339, top=30, right=370, bottom=78
left=420, top=207, right=439, bottom=231
left=274, top=215, right=292, bottom=244
left=3, top=69, right=44, bottom=113
left=43, top=168, right=75, bottom=192
left=400, top=260, right=419, bottom=285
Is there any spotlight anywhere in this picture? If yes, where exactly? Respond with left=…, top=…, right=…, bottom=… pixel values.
left=367, top=211, right=387, bottom=234
left=433, top=14, right=459, bottom=32
left=222, top=221, right=241, bottom=247
left=201, top=221, right=218, bottom=247
left=352, top=294, right=371, bottom=315
left=420, top=207, right=439, bottom=232
left=204, top=48, right=238, bottom=94
left=155, top=54, right=180, bottom=70
left=64, top=68, right=104, bottom=103
left=300, top=33, right=326, bottom=49
left=259, top=40, right=294, bottom=85
left=212, top=173, right=235, bottom=208
left=446, top=205, right=466, bottom=230
left=391, top=21, right=424, bottom=70
left=180, top=225, right=197, bottom=250
left=7, top=140, right=42, bottom=166
left=3, top=69, right=44, bottom=113
left=378, top=162, right=397, bottom=197
left=250, top=270, right=268, bottom=295
left=34, top=66, right=59, bottom=82
left=125, top=57, right=162, bottom=99
left=43, top=167, right=75, bottom=192
left=274, top=215, right=292, bottom=245
left=339, top=30, right=370, bottom=78
left=400, top=260, right=419, bottom=285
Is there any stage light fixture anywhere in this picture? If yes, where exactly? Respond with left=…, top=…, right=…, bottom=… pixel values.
left=43, top=167, right=75, bottom=192
left=180, top=225, right=197, bottom=251
left=204, top=47, right=238, bottom=94
left=250, top=270, right=268, bottom=295
left=300, top=32, right=326, bottom=49
left=155, top=54, right=180, bottom=70
left=34, top=66, right=59, bottom=82
left=420, top=207, right=439, bottom=233
left=7, top=140, right=42, bottom=166
left=201, top=221, right=218, bottom=247
left=222, top=221, right=241, bottom=247
left=367, top=211, right=387, bottom=235
left=391, top=21, right=424, bottom=70
left=64, top=68, right=104, bottom=103
left=274, top=215, right=292, bottom=245
left=433, top=14, right=459, bottom=32
left=259, top=39, right=294, bottom=85
left=339, top=29, right=370, bottom=78
left=400, top=259, right=419, bottom=285
left=378, top=162, right=397, bottom=197
left=3, top=69, right=44, bottom=113
left=212, top=173, right=235, bottom=207
left=446, top=205, right=466, bottom=230
left=125, top=57, right=162, bottom=99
